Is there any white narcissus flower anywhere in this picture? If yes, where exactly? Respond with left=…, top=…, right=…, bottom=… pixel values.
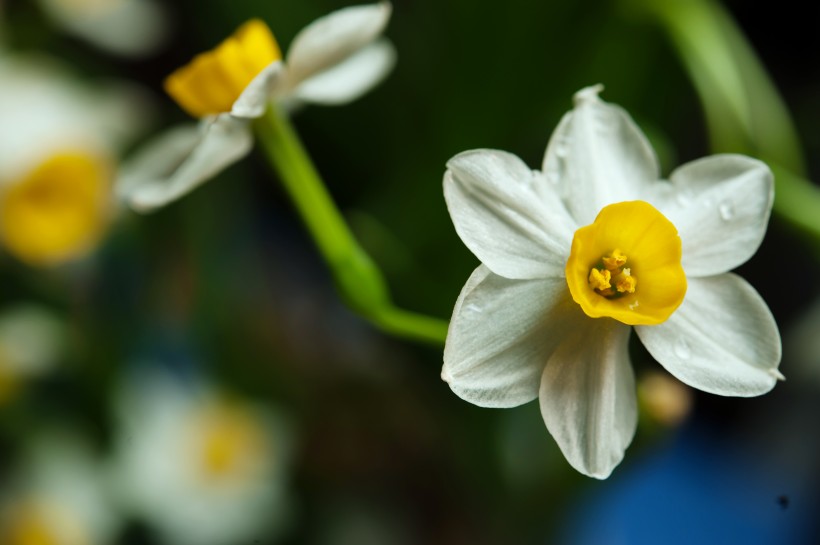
left=117, top=2, right=395, bottom=212
left=110, top=368, right=292, bottom=545
left=0, top=430, right=121, bottom=545
left=0, top=53, right=149, bottom=266
left=442, top=85, right=782, bottom=479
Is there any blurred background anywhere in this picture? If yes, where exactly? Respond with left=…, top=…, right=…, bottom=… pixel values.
left=1, top=0, right=819, bottom=543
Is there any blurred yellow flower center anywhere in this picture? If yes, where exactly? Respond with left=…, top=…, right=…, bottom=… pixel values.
left=566, top=201, right=686, bottom=326
left=0, top=152, right=110, bottom=266
left=2, top=502, right=88, bottom=545
left=194, top=400, right=266, bottom=481
left=165, top=19, right=282, bottom=118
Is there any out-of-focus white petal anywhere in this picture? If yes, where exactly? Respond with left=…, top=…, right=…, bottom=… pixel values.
left=542, top=85, right=660, bottom=226
left=88, top=79, right=156, bottom=148
left=0, top=55, right=109, bottom=180
left=636, top=274, right=782, bottom=396
left=653, top=154, right=774, bottom=277
left=37, top=0, right=169, bottom=57
left=231, top=61, right=283, bottom=118
left=291, top=40, right=395, bottom=105
left=285, top=2, right=391, bottom=88
left=539, top=319, right=635, bottom=479
left=443, top=265, right=583, bottom=408
left=444, top=149, right=575, bottom=280
left=117, top=115, right=253, bottom=212
left=0, top=305, right=65, bottom=376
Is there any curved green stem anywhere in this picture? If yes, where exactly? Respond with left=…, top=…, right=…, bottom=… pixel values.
left=633, top=0, right=820, bottom=242
left=253, top=103, right=448, bottom=345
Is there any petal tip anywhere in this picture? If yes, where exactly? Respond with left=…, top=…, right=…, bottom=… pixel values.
left=573, top=84, right=604, bottom=106
left=440, top=365, right=453, bottom=384
left=769, top=368, right=786, bottom=381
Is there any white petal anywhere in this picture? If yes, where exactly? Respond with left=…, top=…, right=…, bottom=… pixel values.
left=542, top=85, right=660, bottom=226
left=539, top=318, right=635, bottom=479
left=657, top=154, right=774, bottom=277
left=285, top=2, right=391, bottom=88
left=442, top=265, right=583, bottom=408
left=37, top=0, right=169, bottom=57
left=291, top=40, right=396, bottom=105
left=444, top=149, right=575, bottom=280
left=635, top=274, right=782, bottom=397
left=231, top=61, right=283, bottom=118
left=117, top=116, right=252, bottom=212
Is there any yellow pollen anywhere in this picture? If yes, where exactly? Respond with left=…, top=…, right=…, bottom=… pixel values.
left=164, top=19, right=282, bottom=118
left=588, top=267, right=611, bottom=292
left=602, top=249, right=627, bottom=270
left=589, top=250, right=635, bottom=298
left=614, top=269, right=637, bottom=294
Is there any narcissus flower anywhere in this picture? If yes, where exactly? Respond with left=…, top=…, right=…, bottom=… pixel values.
left=442, top=85, right=782, bottom=479
left=111, top=368, right=292, bottom=545
left=117, top=2, right=395, bottom=212
left=0, top=54, right=147, bottom=266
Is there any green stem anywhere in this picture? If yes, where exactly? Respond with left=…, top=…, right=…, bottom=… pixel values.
left=253, top=103, right=448, bottom=345
left=633, top=0, right=820, bottom=241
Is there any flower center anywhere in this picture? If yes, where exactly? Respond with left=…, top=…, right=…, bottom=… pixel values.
left=0, top=152, right=110, bottom=266
left=588, top=248, right=637, bottom=297
left=164, top=19, right=282, bottom=118
left=191, top=399, right=268, bottom=482
left=565, top=201, right=686, bottom=326
left=2, top=501, right=88, bottom=545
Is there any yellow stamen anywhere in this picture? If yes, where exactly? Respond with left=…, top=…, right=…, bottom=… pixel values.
left=588, top=268, right=611, bottom=291
left=566, top=201, right=686, bottom=326
left=614, top=269, right=637, bottom=294
left=164, top=19, right=282, bottom=118
left=602, top=248, right=627, bottom=270
left=0, top=152, right=110, bottom=266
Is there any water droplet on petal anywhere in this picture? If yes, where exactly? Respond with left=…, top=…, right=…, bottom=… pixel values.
left=675, top=189, right=693, bottom=206
left=674, top=338, right=691, bottom=360
left=719, top=200, right=735, bottom=221
left=466, top=304, right=483, bottom=314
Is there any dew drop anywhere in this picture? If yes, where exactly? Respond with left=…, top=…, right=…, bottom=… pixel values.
left=466, top=304, right=483, bottom=314
left=675, top=189, right=693, bottom=206
left=719, top=201, right=735, bottom=221
left=674, top=338, right=692, bottom=360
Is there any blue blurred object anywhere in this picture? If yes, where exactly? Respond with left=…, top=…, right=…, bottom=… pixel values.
left=560, top=423, right=816, bottom=545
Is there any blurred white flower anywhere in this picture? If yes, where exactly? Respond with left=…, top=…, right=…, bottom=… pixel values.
left=36, top=0, right=169, bottom=57
left=0, top=304, right=65, bottom=405
left=117, top=2, right=395, bottom=212
left=110, top=368, right=292, bottom=545
left=0, top=53, right=150, bottom=266
left=0, top=430, right=120, bottom=545
left=442, top=85, right=782, bottom=478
